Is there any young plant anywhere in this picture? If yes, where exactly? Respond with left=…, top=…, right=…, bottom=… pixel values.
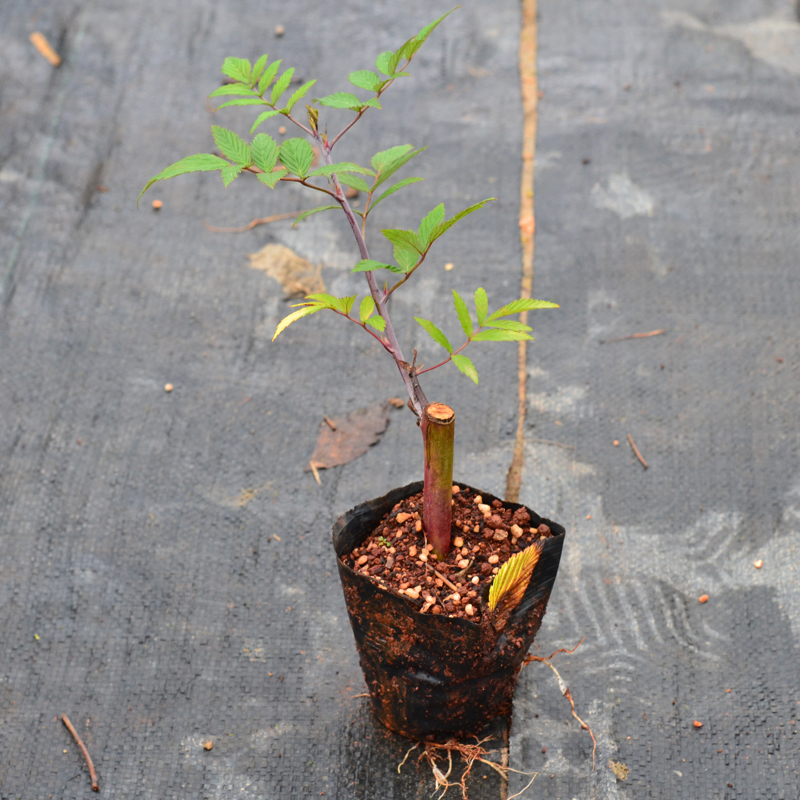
left=139, top=10, right=557, bottom=559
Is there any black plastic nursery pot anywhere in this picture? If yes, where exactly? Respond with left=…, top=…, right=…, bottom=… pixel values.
left=332, top=481, right=565, bottom=742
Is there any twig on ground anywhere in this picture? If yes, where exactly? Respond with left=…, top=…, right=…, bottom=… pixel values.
left=600, top=329, right=666, bottom=344
left=626, top=434, right=648, bottom=469
left=309, top=461, right=322, bottom=484
left=61, top=714, right=99, bottom=792
left=431, top=567, right=459, bottom=592
left=323, top=415, right=337, bottom=431
left=523, top=638, right=597, bottom=770
left=398, top=735, right=538, bottom=800
left=204, top=211, right=298, bottom=233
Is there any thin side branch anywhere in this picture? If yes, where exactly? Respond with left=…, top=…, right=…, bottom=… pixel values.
left=62, top=714, right=99, bottom=792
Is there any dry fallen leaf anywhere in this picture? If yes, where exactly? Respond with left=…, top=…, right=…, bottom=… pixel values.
left=307, top=402, right=392, bottom=472
left=609, top=761, right=629, bottom=781
left=248, top=243, right=325, bottom=298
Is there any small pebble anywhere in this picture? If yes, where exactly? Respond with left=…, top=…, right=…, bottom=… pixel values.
left=278, top=126, right=287, bottom=135
left=408, top=546, right=417, bottom=557
left=419, top=552, right=428, bottom=562
left=510, top=524, right=523, bottom=538
left=357, top=555, right=369, bottom=566
left=754, top=559, right=763, bottom=569
left=613, top=440, right=619, bottom=446
left=164, top=383, right=173, bottom=392
left=453, top=536, right=464, bottom=549
left=396, top=512, right=411, bottom=524
left=415, top=520, right=422, bottom=532
left=458, top=559, right=470, bottom=569
left=693, top=720, right=703, bottom=728
left=492, top=567, right=499, bottom=574
left=464, top=604, right=475, bottom=616
left=204, top=741, right=213, bottom=751
left=488, top=554, right=500, bottom=565
left=452, top=485, right=460, bottom=494
left=405, top=589, right=419, bottom=600
left=274, top=24, right=285, bottom=36
left=471, top=576, right=480, bottom=584
left=445, top=262, right=454, bottom=271
left=698, top=594, right=709, bottom=604
left=152, top=199, right=163, bottom=210
left=478, top=503, right=491, bottom=515
left=473, top=495, right=483, bottom=505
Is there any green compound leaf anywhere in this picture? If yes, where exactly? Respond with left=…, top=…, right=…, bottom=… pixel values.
left=208, top=83, right=260, bottom=98
left=371, top=144, right=412, bottom=171
left=256, top=168, right=287, bottom=188
left=359, top=295, right=375, bottom=322
left=307, top=162, right=374, bottom=178
left=272, top=304, right=325, bottom=341
left=415, top=317, right=452, bottom=353
left=270, top=67, right=295, bottom=105
left=304, top=293, right=357, bottom=315
left=348, top=70, right=383, bottom=92
left=283, top=79, right=316, bottom=113
left=474, top=287, right=488, bottom=326
left=365, top=315, right=386, bottom=332
left=452, top=353, right=478, bottom=385
left=452, top=289, right=472, bottom=338
left=488, top=542, right=543, bottom=616
left=214, top=98, right=266, bottom=109
left=483, top=319, right=532, bottom=332
left=429, top=198, right=495, bottom=244
left=382, top=228, right=423, bottom=254
left=352, top=259, right=404, bottom=274
left=278, top=137, right=315, bottom=178
left=486, top=298, right=560, bottom=321
left=335, top=174, right=368, bottom=193
left=393, top=245, right=418, bottom=273
left=221, top=57, right=251, bottom=84
left=372, top=146, right=426, bottom=189
left=251, top=134, right=280, bottom=173
left=138, top=153, right=229, bottom=205
left=418, top=203, right=445, bottom=247
left=316, top=92, right=363, bottom=110
left=369, top=177, right=423, bottom=212
left=292, top=205, right=340, bottom=227
left=471, top=329, right=532, bottom=342
left=251, top=54, right=269, bottom=84
left=211, top=126, right=251, bottom=166
left=258, top=60, right=282, bottom=95
left=221, top=163, right=243, bottom=187
left=250, top=109, right=280, bottom=134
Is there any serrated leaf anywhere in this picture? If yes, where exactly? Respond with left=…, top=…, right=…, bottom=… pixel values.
left=349, top=69, right=382, bottom=92
left=316, top=92, right=363, bottom=110
left=303, top=293, right=357, bottom=315
left=250, top=109, right=280, bottom=134
left=452, top=353, right=478, bottom=384
left=211, top=126, right=251, bottom=166
left=251, top=134, right=279, bottom=173
left=256, top=168, right=287, bottom=189
left=283, top=79, right=316, bottom=113
left=221, top=163, right=243, bottom=186
left=307, top=162, right=374, bottom=178
left=303, top=293, right=339, bottom=308
left=484, top=319, right=532, bottom=332
left=279, top=137, right=314, bottom=178
left=352, top=259, right=404, bottom=274
left=138, top=153, right=229, bottom=205
left=292, top=204, right=339, bottom=226
left=258, top=60, right=282, bottom=95
left=372, top=146, right=427, bottom=189
left=452, top=290, right=472, bottom=337
left=369, top=176, right=424, bottom=212
left=393, top=245, right=418, bottom=273
left=382, top=228, right=423, bottom=254
left=338, top=295, right=358, bottom=315
left=338, top=173, right=371, bottom=193
left=221, top=57, right=251, bottom=84
left=214, top=97, right=266, bottom=109
left=209, top=83, right=260, bottom=98
left=488, top=542, right=543, bottom=616
left=418, top=203, right=445, bottom=247
left=375, top=50, right=394, bottom=77
left=474, top=287, right=488, bottom=326
left=272, top=305, right=324, bottom=341
left=270, top=67, right=295, bottom=105
left=371, top=144, right=412, bottom=171
left=252, top=54, right=269, bottom=84
left=359, top=295, right=375, bottom=322
left=402, top=8, right=458, bottom=60
left=471, top=329, right=532, bottom=342
left=486, top=298, right=560, bottom=322
left=429, top=198, right=495, bottom=244
left=362, top=98, right=382, bottom=109
left=415, top=317, right=452, bottom=353
left=365, top=315, right=386, bottom=332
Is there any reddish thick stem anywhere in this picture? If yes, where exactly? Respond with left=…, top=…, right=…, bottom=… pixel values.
left=422, top=403, right=455, bottom=558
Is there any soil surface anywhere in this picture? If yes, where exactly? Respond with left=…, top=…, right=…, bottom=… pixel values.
left=342, top=486, right=552, bottom=621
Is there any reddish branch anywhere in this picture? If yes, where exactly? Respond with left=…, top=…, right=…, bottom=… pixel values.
left=626, top=434, right=648, bottom=469
left=61, top=714, right=99, bottom=792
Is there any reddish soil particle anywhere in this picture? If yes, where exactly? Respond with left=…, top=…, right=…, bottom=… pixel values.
left=342, top=487, right=552, bottom=622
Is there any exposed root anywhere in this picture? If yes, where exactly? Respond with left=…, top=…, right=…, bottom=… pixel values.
left=523, top=637, right=597, bottom=770
left=398, top=736, right=537, bottom=800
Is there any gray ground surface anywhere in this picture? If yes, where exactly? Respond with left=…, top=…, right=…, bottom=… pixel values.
left=1, top=1, right=798, bottom=798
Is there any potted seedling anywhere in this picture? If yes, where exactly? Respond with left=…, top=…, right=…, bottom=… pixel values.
left=140, top=10, right=564, bottom=742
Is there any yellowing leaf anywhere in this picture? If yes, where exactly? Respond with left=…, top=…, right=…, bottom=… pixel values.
left=488, top=541, right=544, bottom=616
left=272, top=305, right=324, bottom=341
